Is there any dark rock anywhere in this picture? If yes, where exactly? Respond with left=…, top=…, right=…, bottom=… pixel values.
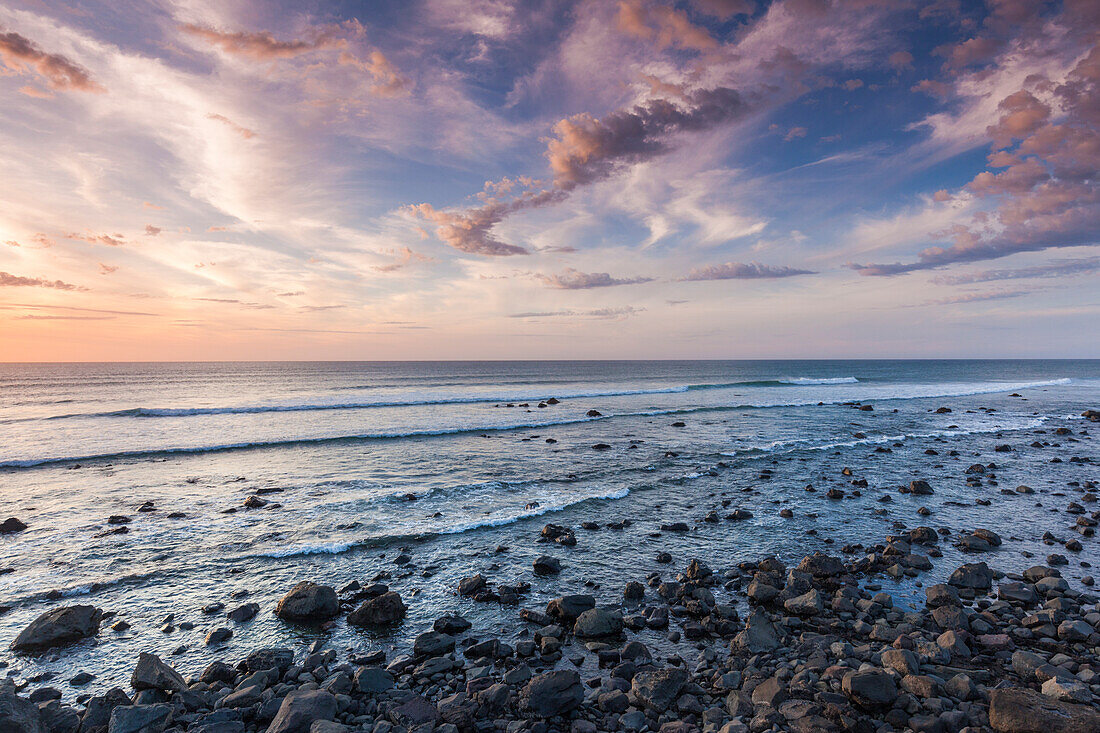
left=267, top=690, right=337, bottom=733
left=10, top=606, right=102, bottom=653
left=348, top=591, right=406, bottom=626
left=107, top=704, right=172, bottom=733
left=841, top=670, right=897, bottom=709
left=631, top=667, right=688, bottom=713
left=131, top=653, right=187, bottom=692
left=0, top=680, right=43, bottom=733
left=0, top=518, right=27, bottom=535
left=274, top=582, right=339, bottom=622
left=522, top=670, right=583, bottom=717
left=573, top=608, right=623, bottom=638
left=989, top=687, right=1100, bottom=732
left=227, top=603, right=259, bottom=623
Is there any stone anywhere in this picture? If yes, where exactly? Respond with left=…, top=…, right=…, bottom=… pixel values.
left=108, top=704, right=172, bottom=733
left=457, top=574, right=486, bottom=596
left=784, top=589, right=823, bottom=616
left=573, top=608, right=623, bottom=638
left=796, top=552, right=845, bottom=577
left=948, top=562, right=993, bottom=591
left=0, top=680, right=44, bottom=733
left=989, top=687, right=1100, bottom=732
left=274, top=582, right=339, bottom=622
left=353, top=667, right=393, bottom=694
left=10, top=606, right=102, bottom=653
left=388, top=696, right=439, bottom=728
left=244, top=647, right=294, bottom=672
left=521, top=670, right=583, bottom=717
left=546, top=595, right=595, bottom=621
left=910, top=480, right=934, bottom=495
left=0, top=518, right=27, bottom=534
left=227, top=603, right=259, bottom=623
left=1041, top=677, right=1092, bottom=704
left=733, top=608, right=779, bottom=653
left=841, top=670, right=897, bottom=709
left=412, top=631, right=454, bottom=657
left=631, top=667, right=689, bottom=713
left=205, top=627, right=232, bottom=645
left=130, top=653, right=187, bottom=692
left=348, top=591, right=406, bottom=626
left=267, top=690, right=338, bottom=733
left=533, top=556, right=561, bottom=575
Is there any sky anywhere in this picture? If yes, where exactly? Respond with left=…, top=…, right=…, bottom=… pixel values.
left=0, top=0, right=1098, bottom=360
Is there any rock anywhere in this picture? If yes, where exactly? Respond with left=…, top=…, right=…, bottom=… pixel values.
left=624, top=581, right=645, bottom=601
left=131, top=653, right=187, bottom=692
left=108, top=704, right=172, bottom=733
left=412, top=631, right=454, bottom=657
left=10, top=606, right=102, bottom=653
left=0, top=680, right=44, bottom=733
left=796, top=552, right=845, bottom=577
left=227, top=603, right=259, bottom=623
left=784, top=589, right=823, bottom=616
left=631, top=667, right=689, bottom=712
left=457, top=574, right=486, bottom=596
left=1041, top=677, right=1092, bottom=704
left=433, top=614, right=471, bottom=634
left=541, top=524, right=577, bottom=546
left=910, top=480, right=935, bottom=495
left=533, top=556, right=561, bottom=575
left=926, top=584, right=960, bottom=607
left=353, top=667, right=393, bottom=693
left=244, top=647, right=294, bottom=672
left=573, top=608, right=623, bottom=638
left=266, top=690, right=337, bottom=733
left=388, top=696, right=439, bottom=728
left=733, top=608, right=779, bottom=653
left=521, top=670, right=583, bottom=717
left=948, top=562, right=993, bottom=591
left=204, top=627, right=232, bottom=645
left=348, top=591, right=406, bottom=626
left=881, top=648, right=920, bottom=676
left=841, top=669, right=897, bottom=709
left=274, top=582, right=339, bottom=622
left=0, top=518, right=27, bottom=534
left=546, top=595, right=595, bottom=621
left=989, top=687, right=1100, bottom=732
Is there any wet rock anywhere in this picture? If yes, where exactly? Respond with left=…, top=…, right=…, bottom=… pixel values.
left=909, top=480, right=935, bottom=495
left=630, top=667, right=688, bottom=713
left=734, top=608, right=780, bottom=653
left=457, top=574, right=486, bottom=596
left=204, top=627, right=232, bottom=645
left=541, top=524, right=576, bottom=546
left=796, top=552, right=845, bottom=577
left=412, top=631, right=454, bottom=658
left=267, top=690, right=337, bottom=733
left=573, top=608, right=623, bottom=638
left=227, top=603, right=259, bottom=623
left=948, top=562, right=993, bottom=591
left=533, top=556, right=561, bottom=575
left=353, top=667, right=393, bottom=694
left=10, top=606, right=102, bottom=653
left=0, top=680, right=43, bottom=732
left=274, top=582, right=339, bottom=623
left=521, top=670, right=583, bottom=717
left=108, top=704, right=172, bottom=733
left=546, top=595, right=595, bottom=622
left=0, top=518, right=27, bottom=535
left=989, top=687, right=1100, bottom=732
left=348, top=591, right=406, bottom=626
left=131, top=653, right=187, bottom=692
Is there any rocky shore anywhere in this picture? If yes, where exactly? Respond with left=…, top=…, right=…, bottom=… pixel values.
left=2, top=413, right=1099, bottom=733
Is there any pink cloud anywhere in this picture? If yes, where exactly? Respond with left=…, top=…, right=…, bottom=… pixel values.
left=616, top=1, right=717, bottom=51
left=535, top=268, right=653, bottom=289
left=691, top=0, right=755, bottom=20
left=0, top=271, right=83, bottom=290
left=67, top=232, right=125, bottom=247
left=0, top=29, right=103, bottom=92
left=180, top=24, right=344, bottom=60
left=206, top=113, right=255, bottom=139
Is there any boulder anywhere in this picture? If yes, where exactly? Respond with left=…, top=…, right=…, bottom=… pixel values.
left=457, top=574, right=486, bottom=596
left=108, top=704, right=172, bottom=733
left=412, top=631, right=454, bottom=658
left=533, top=556, right=561, bottom=575
left=10, top=605, right=102, bottom=653
left=784, top=589, right=823, bottom=616
left=0, top=680, right=44, bottom=733
left=131, top=653, right=188, bottom=692
left=948, top=562, right=993, bottom=591
left=989, top=687, right=1100, bottom=732
left=631, top=667, right=689, bottom=712
left=573, top=608, right=623, bottom=638
left=546, top=595, right=595, bottom=622
left=733, top=608, right=779, bottom=653
left=842, top=670, right=897, bottom=709
left=274, top=582, right=339, bottom=622
left=909, top=480, right=934, bottom=495
left=0, top=518, right=27, bottom=534
left=353, top=667, right=393, bottom=694
left=267, top=690, right=338, bottom=733
left=347, top=591, right=406, bottom=626
left=521, top=670, right=583, bottom=717
left=796, top=552, right=844, bottom=577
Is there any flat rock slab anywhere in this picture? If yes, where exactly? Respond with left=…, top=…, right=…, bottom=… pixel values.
left=989, top=688, right=1100, bottom=733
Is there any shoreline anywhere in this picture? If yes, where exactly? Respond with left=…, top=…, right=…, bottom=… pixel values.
left=2, top=412, right=1099, bottom=732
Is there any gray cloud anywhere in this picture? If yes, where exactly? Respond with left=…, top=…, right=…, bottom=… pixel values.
left=536, top=268, right=653, bottom=289
left=0, top=271, right=83, bottom=290
left=508, top=306, right=644, bottom=319
left=682, top=262, right=815, bottom=281
left=930, top=256, right=1100, bottom=284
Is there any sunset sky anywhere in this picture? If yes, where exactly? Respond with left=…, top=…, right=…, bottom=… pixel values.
left=1, top=0, right=1098, bottom=360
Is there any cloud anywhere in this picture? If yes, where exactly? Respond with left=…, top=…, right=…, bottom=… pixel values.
left=67, top=232, right=125, bottom=246
left=856, top=20, right=1100, bottom=275
left=682, top=261, right=815, bottom=281
left=374, top=246, right=432, bottom=272
left=17, top=314, right=112, bottom=320
left=691, top=0, right=755, bottom=20
left=0, top=29, right=103, bottom=92
left=784, top=126, right=808, bottom=141
left=0, top=271, right=82, bottom=290
left=98, top=263, right=118, bottom=275
left=931, top=256, right=1100, bottom=284
left=144, top=224, right=161, bottom=236
left=180, top=24, right=344, bottom=60
left=920, top=288, right=1033, bottom=306
left=616, top=0, right=717, bottom=51
left=207, top=113, right=256, bottom=139
left=535, top=267, right=653, bottom=289
left=0, top=303, right=155, bottom=316
left=508, top=306, right=644, bottom=319
left=888, top=50, right=913, bottom=69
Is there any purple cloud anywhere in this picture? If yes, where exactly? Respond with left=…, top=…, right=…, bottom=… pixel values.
left=683, top=262, right=815, bottom=281
left=536, top=268, right=653, bottom=289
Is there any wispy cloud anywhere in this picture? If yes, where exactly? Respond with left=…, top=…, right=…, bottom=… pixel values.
left=0, top=271, right=83, bottom=290
left=535, top=268, right=653, bottom=289
left=0, top=29, right=103, bottom=93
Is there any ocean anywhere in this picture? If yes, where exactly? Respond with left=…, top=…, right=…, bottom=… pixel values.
left=0, top=360, right=1097, bottom=694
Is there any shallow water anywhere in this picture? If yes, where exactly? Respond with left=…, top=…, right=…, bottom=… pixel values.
left=0, top=360, right=1097, bottom=697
